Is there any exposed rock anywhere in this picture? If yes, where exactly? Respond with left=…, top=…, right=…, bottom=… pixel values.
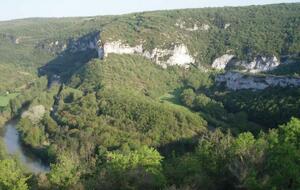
left=175, top=20, right=185, bottom=29
left=37, top=31, right=101, bottom=55
left=68, top=33, right=100, bottom=53
left=212, top=54, right=235, bottom=69
left=21, top=105, right=46, bottom=123
left=103, top=41, right=195, bottom=68
left=166, top=44, right=195, bottom=68
left=224, top=23, right=231, bottom=29
left=216, top=71, right=300, bottom=91
left=103, top=41, right=143, bottom=57
left=143, top=48, right=172, bottom=67
left=175, top=20, right=209, bottom=32
left=14, top=38, right=21, bottom=44
left=186, top=24, right=199, bottom=31
left=236, top=56, right=280, bottom=73
left=212, top=54, right=281, bottom=73
left=200, top=24, right=210, bottom=31
left=144, top=44, right=195, bottom=68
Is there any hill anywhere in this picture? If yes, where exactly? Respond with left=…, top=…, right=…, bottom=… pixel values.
left=0, top=3, right=299, bottom=190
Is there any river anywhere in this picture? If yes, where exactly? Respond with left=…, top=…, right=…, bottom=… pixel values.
left=2, top=120, right=50, bottom=174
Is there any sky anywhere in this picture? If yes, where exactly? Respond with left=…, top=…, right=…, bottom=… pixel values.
left=0, top=0, right=299, bottom=21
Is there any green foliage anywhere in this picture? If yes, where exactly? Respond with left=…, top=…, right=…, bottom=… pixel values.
left=268, top=56, right=300, bottom=76
left=48, top=153, right=80, bottom=189
left=0, top=3, right=299, bottom=92
left=279, top=117, right=300, bottom=146
left=184, top=69, right=213, bottom=90
left=216, top=87, right=300, bottom=128
left=0, top=93, right=19, bottom=107
left=180, top=89, right=196, bottom=107
left=0, top=3, right=299, bottom=190
left=164, top=117, right=300, bottom=189
left=10, top=77, right=49, bottom=116
left=70, top=55, right=183, bottom=98
left=0, top=159, right=29, bottom=190
left=18, top=117, right=47, bottom=148
left=92, top=146, right=165, bottom=189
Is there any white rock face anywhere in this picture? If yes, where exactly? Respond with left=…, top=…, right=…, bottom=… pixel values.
left=103, top=41, right=143, bottom=57
left=166, top=45, right=195, bottom=67
left=103, top=41, right=195, bottom=68
left=175, top=20, right=209, bottom=32
left=224, top=23, right=231, bottom=29
left=15, top=38, right=21, bottom=44
left=212, top=54, right=235, bottom=69
left=143, top=48, right=172, bottom=67
left=216, top=71, right=300, bottom=91
left=186, top=24, right=199, bottom=31
left=200, top=24, right=210, bottom=31
left=175, top=21, right=185, bottom=29
left=21, top=105, right=46, bottom=123
left=212, top=55, right=281, bottom=73
left=239, top=56, right=280, bottom=73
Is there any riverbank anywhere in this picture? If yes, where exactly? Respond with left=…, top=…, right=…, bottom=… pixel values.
left=2, top=119, right=50, bottom=174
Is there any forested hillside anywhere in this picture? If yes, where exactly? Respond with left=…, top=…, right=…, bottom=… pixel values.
left=0, top=3, right=299, bottom=190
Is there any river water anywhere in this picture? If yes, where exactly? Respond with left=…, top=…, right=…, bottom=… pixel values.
left=2, top=120, right=50, bottom=173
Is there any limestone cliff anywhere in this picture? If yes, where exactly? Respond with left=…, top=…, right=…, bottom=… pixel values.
left=216, top=71, right=300, bottom=90
left=102, top=41, right=195, bottom=68
left=103, top=41, right=143, bottom=57
left=235, top=56, right=280, bottom=73
left=212, top=54, right=281, bottom=73
left=37, top=31, right=102, bottom=56
left=212, top=54, right=235, bottom=69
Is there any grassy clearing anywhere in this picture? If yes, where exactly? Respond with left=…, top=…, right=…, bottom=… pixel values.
left=0, top=93, right=19, bottom=107
left=159, top=89, right=196, bottom=113
left=159, top=88, right=182, bottom=104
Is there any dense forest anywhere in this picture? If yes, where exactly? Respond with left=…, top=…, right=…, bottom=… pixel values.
left=0, top=3, right=299, bottom=190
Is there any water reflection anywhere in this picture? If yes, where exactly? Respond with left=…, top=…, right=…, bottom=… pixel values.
left=3, top=120, right=50, bottom=174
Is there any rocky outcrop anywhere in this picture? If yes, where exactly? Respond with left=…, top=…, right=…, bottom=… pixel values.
left=200, top=24, right=210, bottom=31
left=175, top=20, right=210, bottom=32
left=236, top=56, right=280, bottom=73
left=216, top=71, right=300, bottom=91
left=0, top=33, right=23, bottom=44
left=21, top=105, right=46, bottom=123
left=68, top=35, right=100, bottom=53
left=212, top=54, right=235, bottom=69
left=103, top=41, right=143, bottom=57
left=143, top=44, right=195, bottom=68
left=37, top=31, right=102, bottom=56
left=224, top=23, right=231, bottom=29
left=185, top=24, right=199, bottom=31
left=212, top=54, right=281, bottom=73
left=38, top=30, right=196, bottom=68
left=103, top=41, right=195, bottom=68
left=166, top=45, right=195, bottom=68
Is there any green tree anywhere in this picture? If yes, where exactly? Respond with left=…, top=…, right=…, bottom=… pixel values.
left=180, top=89, right=196, bottom=107
left=18, top=118, right=46, bottom=147
left=0, top=159, right=29, bottom=190
left=96, top=146, right=166, bottom=189
left=264, top=118, right=300, bottom=189
left=48, top=153, right=80, bottom=189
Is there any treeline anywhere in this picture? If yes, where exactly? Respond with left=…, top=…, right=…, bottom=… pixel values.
left=216, top=87, right=300, bottom=128
left=1, top=117, right=299, bottom=189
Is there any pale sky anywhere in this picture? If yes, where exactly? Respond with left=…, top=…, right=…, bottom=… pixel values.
left=0, top=0, right=299, bottom=21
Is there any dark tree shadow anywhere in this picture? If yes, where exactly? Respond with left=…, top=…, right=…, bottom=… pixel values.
left=38, top=31, right=101, bottom=86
